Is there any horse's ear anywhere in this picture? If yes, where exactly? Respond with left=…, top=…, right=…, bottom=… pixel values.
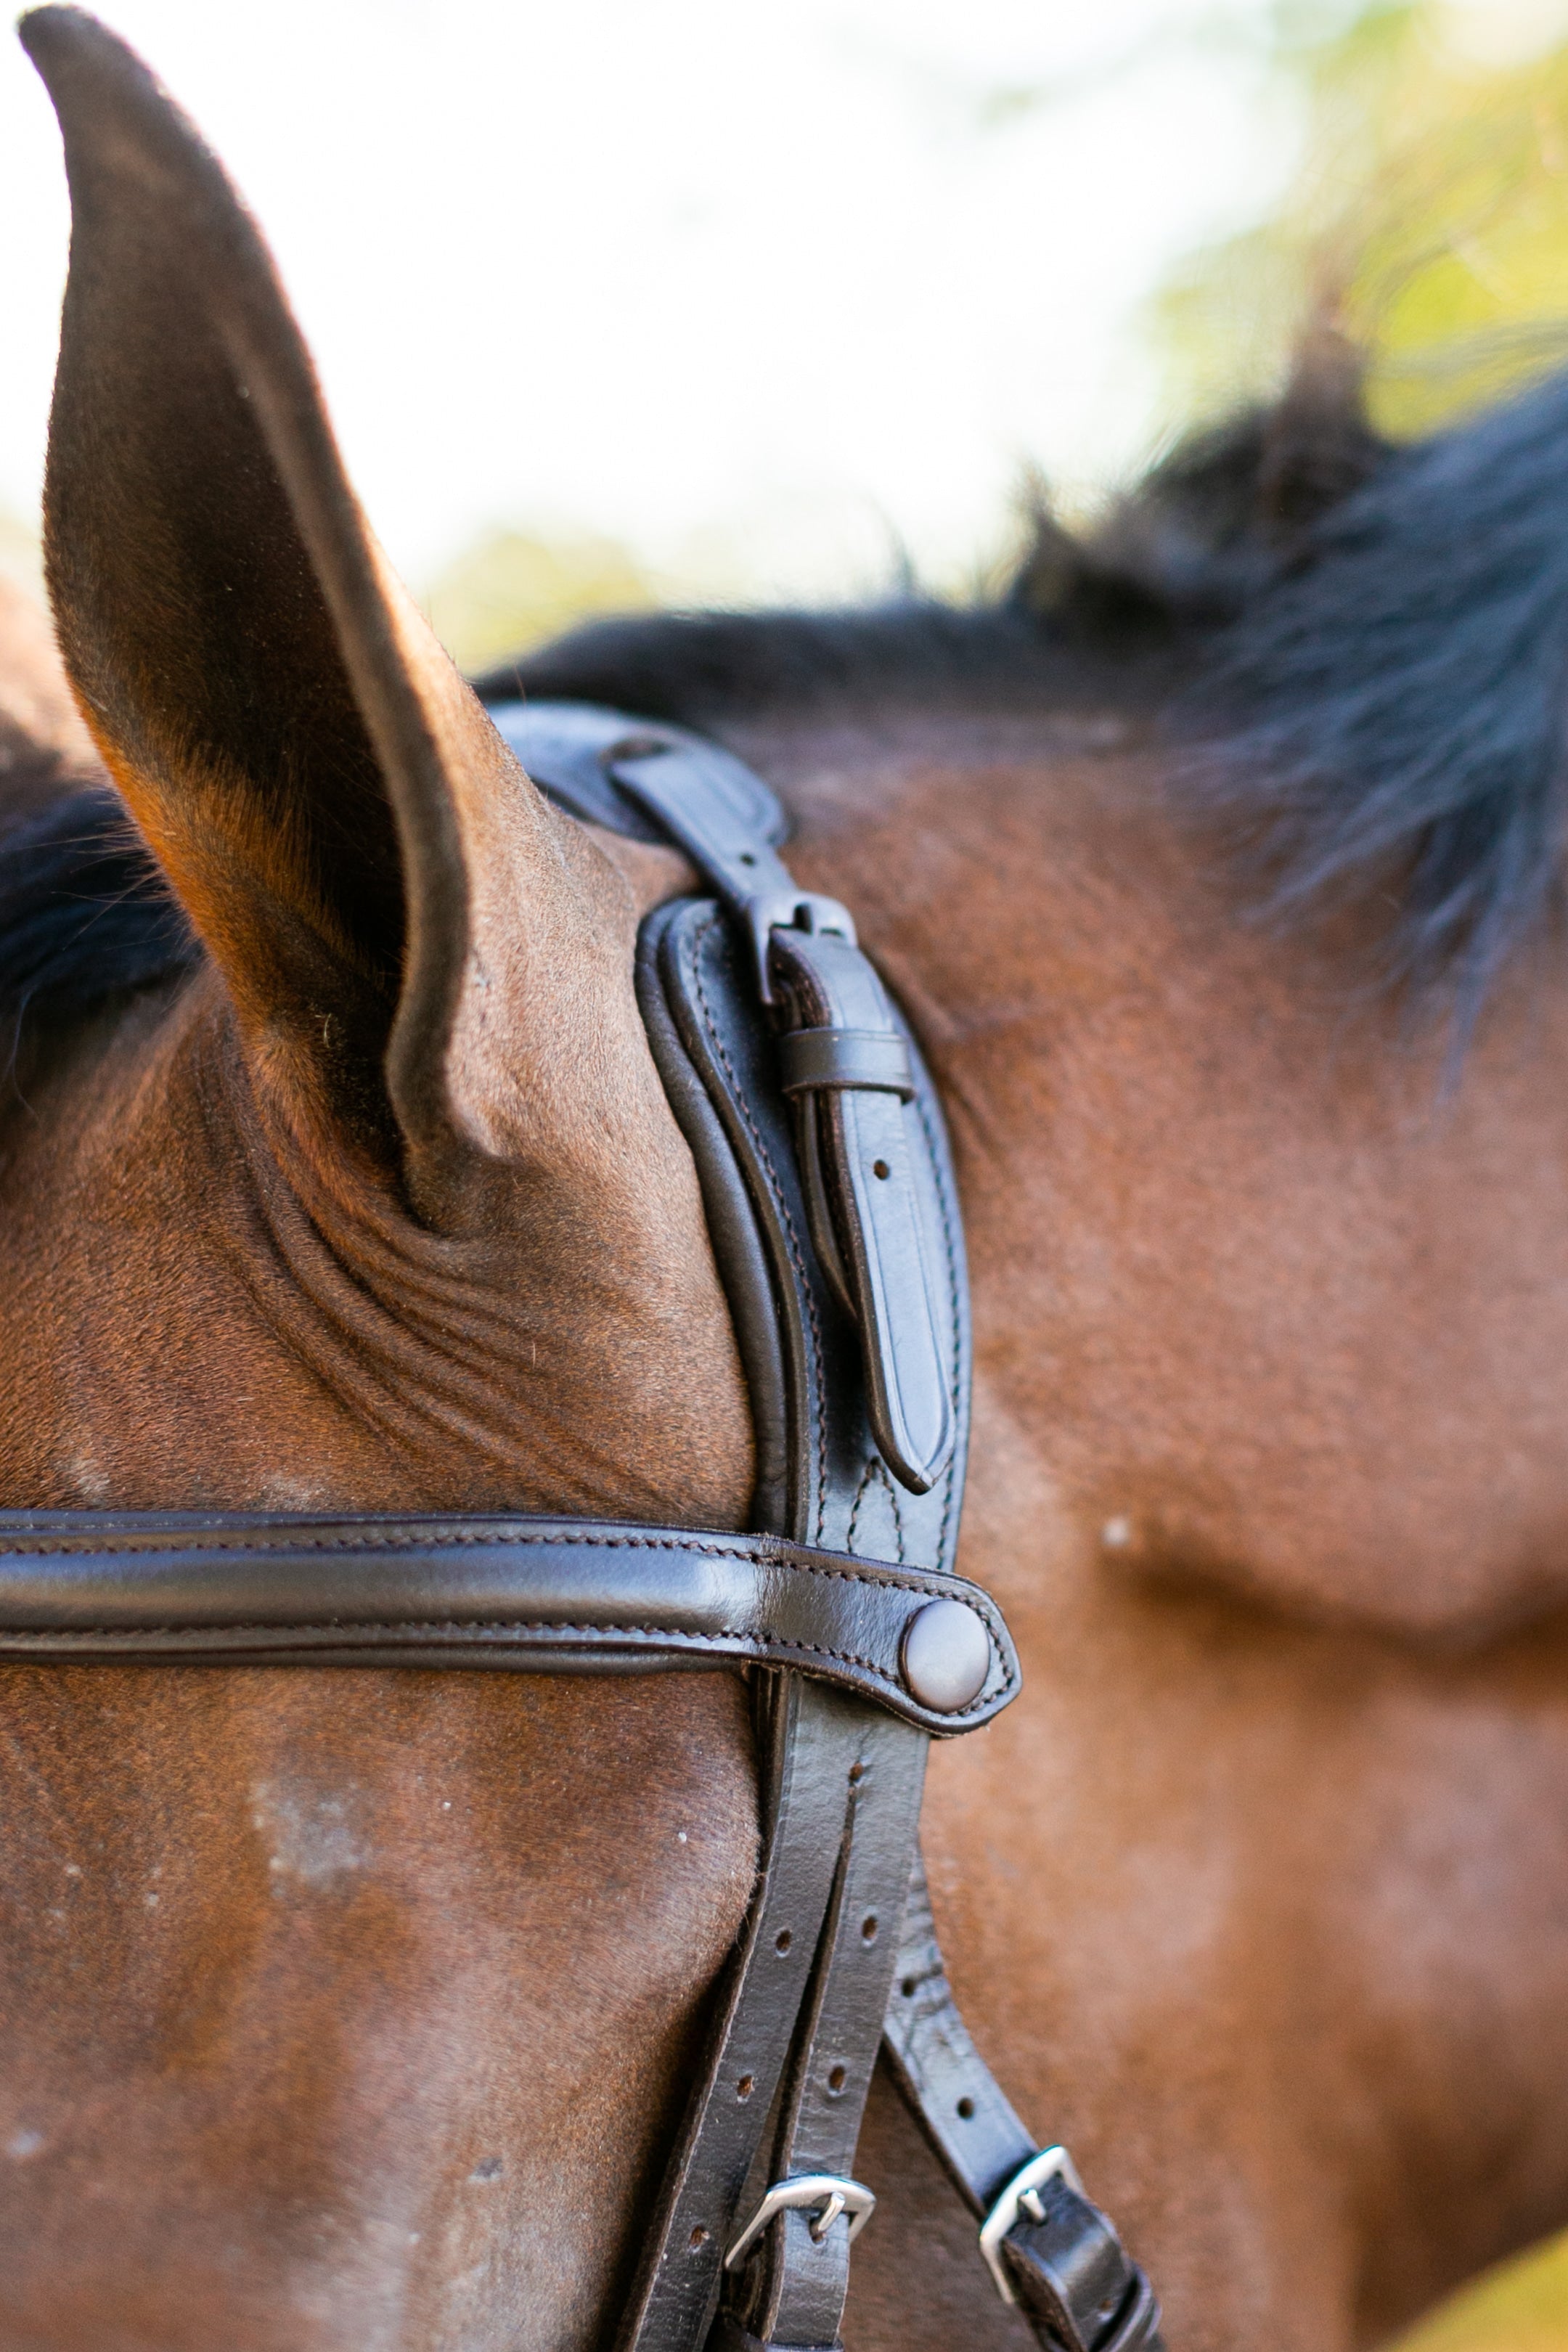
left=20, top=7, right=642, bottom=1216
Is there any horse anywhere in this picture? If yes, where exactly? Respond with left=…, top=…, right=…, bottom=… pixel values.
left=4, top=8, right=1568, bottom=2349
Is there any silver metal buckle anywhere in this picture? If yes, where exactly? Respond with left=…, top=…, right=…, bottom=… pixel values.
left=978, top=2146, right=1085, bottom=2306
left=724, top=2173, right=876, bottom=2272
left=743, top=888, right=857, bottom=1004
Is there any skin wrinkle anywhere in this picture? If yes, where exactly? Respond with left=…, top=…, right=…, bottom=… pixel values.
left=3, top=897, right=755, bottom=1519
left=211, top=1009, right=672, bottom=1508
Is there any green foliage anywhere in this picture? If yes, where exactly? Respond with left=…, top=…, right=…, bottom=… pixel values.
left=422, top=527, right=658, bottom=674
left=1397, top=2230, right=1568, bottom=2351
left=1151, top=0, right=1568, bottom=439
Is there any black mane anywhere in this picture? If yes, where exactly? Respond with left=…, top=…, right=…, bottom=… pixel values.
left=0, top=763, right=196, bottom=1064
left=9, top=351, right=1568, bottom=1041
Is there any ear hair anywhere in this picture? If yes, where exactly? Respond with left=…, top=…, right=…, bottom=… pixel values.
left=21, top=6, right=608, bottom=1208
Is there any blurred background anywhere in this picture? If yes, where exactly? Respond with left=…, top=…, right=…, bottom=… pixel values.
left=3, top=0, right=1568, bottom=2337
left=5, top=0, right=1568, bottom=666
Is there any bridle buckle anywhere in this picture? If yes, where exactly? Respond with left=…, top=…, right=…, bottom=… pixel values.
left=743, top=886, right=857, bottom=1004
left=724, top=2173, right=876, bottom=2271
left=979, top=2145, right=1085, bottom=2306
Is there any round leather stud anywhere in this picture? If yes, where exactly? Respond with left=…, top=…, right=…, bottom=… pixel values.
left=901, top=1598, right=992, bottom=1715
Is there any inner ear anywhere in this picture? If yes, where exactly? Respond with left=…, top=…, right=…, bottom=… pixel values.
left=23, top=7, right=475, bottom=1162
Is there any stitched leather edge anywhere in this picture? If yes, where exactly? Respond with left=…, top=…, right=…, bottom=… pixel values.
left=0, top=1621, right=1003, bottom=1731
left=687, top=907, right=832, bottom=1540
left=0, top=1530, right=1016, bottom=1716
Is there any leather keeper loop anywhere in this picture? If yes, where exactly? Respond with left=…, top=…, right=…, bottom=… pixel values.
left=777, top=1028, right=914, bottom=1099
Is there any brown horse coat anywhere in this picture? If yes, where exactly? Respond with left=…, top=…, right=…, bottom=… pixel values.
left=4, top=11, right=1568, bottom=2351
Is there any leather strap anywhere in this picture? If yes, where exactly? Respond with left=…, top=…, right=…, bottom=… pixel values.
left=489, top=698, right=788, bottom=854
left=718, top=1713, right=928, bottom=2351
left=767, top=926, right=952, bottom=1495
left=494, top=699, right=962, bottom=1509
left=883, top=1855, right=1165, bottom=2352
left=607, top=739, right=852, bottom=1010
left=1001, top=2193, right=1165, bottom=2352
left=605, top=716, right=976, bottom=2351
left=777, top=1027, right=914, bottom=1099
left=634, top=896, right=969, bottom=1569
left=881, top=1851, right=1040, bottom=2210
left=615, top=1675, right=877, bottom=2352
left=499, top=701, right=1166, bottom=2352
left=0, top=1514, right=1016, bottom=1736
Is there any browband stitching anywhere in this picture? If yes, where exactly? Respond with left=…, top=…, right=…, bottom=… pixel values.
left=688, top=908, right=831, bottom=1540
left=0, top=1524, right=987, bottom=1604
left=0, top=1617, right=1009, bottom=1714
left=0, top=1537, right=1014, bottom=1715
left=915, top=1085, right=965, bottom=1572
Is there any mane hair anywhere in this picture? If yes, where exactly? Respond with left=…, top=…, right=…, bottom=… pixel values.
left=0, top=768, right=197, bottom=1066
left=7, top=348, right=1568, bottom=1043
left=494, top=354, right=1568, bottom=1011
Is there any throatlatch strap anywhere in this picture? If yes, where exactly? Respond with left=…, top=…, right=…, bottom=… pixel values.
left=883, top=1856, right=1165, bottom=2352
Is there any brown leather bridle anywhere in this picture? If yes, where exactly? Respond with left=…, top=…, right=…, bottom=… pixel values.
left=0, top=703, right=1164, bottom=2352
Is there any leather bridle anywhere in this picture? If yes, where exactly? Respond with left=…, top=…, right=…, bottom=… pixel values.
left=0, top=703, right=1165, bottom=2352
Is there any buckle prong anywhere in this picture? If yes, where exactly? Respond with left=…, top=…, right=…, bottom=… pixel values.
left=978, top=2146, right=1085, bottom=2306
left=724, top=2173, right=875, bottom=2271
left=743, top=889, right=857, bottom=1003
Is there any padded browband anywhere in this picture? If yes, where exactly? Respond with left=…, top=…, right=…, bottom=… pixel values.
left=0, top=1514, right=1016, bottom=1736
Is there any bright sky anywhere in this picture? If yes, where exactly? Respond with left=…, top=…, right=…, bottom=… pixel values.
left=0, top=0, right=1320, bottom=603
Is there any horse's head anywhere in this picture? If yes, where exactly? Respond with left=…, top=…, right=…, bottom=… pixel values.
left=0, top=12, right=760, bottom=2343
left=8, top=11, right=1568, bottom=2352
